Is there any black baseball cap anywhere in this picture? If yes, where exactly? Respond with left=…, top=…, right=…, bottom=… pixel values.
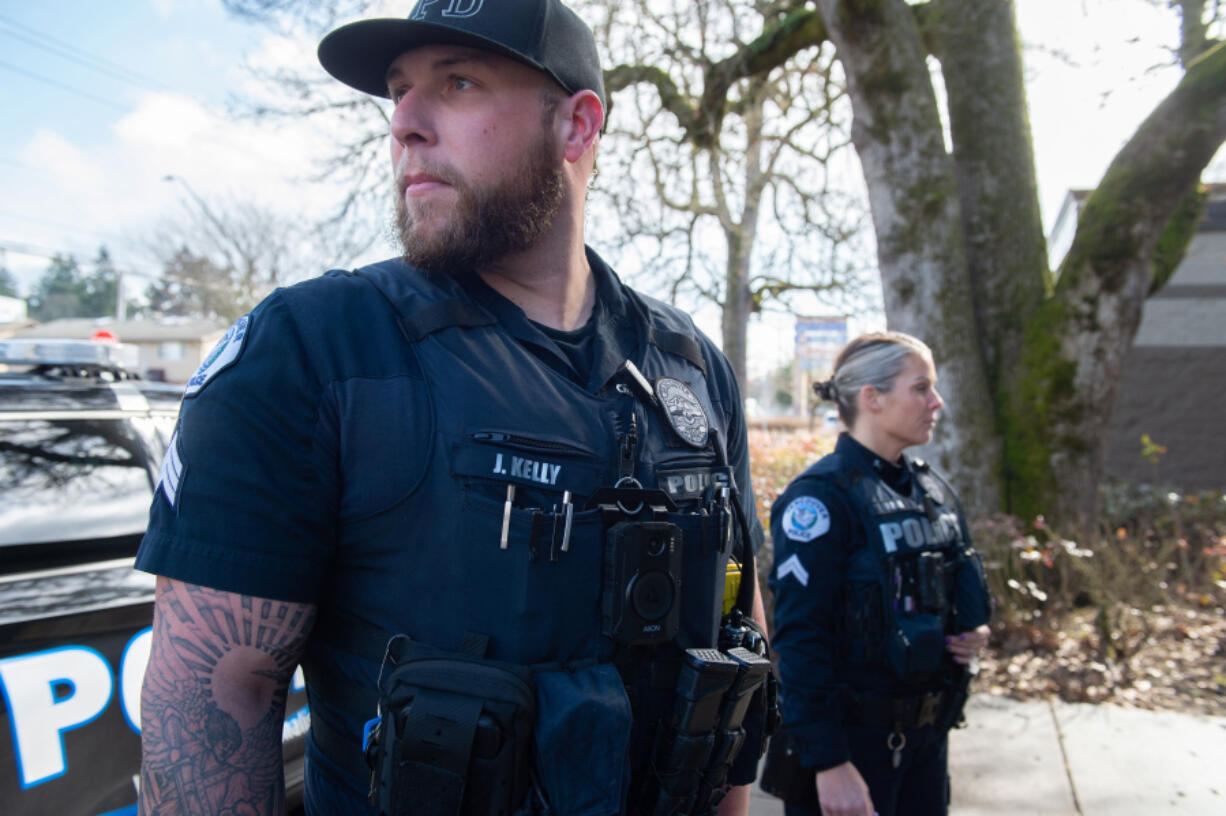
left=318, top=0, right=606, bottom=110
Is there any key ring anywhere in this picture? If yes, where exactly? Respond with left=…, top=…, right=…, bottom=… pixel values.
left=614, top=475, right=644, bottom=515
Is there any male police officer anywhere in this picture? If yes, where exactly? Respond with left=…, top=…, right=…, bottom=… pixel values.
left=135, top=2, right=768, bottom=815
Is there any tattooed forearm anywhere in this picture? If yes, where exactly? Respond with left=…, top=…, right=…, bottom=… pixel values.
left=139, top=578, right=316, bottom=816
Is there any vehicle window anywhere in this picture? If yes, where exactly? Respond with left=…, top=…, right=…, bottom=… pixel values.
left=0, top=419, right=152, bottom=548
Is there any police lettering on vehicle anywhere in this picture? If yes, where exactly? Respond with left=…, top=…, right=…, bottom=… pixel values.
left=491, top=453, right=562, bottom=485
left=0, top=634, right=309, bottom=791
left=0, top=632, right=149, bottom=789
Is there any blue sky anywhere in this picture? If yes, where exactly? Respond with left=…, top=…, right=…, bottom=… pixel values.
left=1, top=2, right=265, bottom=271
left=1, top=0, right=1219, bottom=371
left=0, top=0, right=346, bottom=293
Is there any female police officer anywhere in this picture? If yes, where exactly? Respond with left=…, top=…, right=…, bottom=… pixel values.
left=765, top=332, right=992, bottom=816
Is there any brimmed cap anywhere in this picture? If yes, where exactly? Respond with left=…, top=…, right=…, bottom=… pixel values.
left=318, top=0, right=606, bottom=110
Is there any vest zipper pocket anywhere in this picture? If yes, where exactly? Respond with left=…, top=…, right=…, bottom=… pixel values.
left=470, top=431, right=595, bottom=458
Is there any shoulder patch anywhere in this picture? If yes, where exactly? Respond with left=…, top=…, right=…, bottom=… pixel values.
left=781, top=495, right=831, bottom=542
left=185, top=314, right=250, bottom=398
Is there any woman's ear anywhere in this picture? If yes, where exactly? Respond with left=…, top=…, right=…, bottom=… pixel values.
left=860, top=384, right=880, bottom=414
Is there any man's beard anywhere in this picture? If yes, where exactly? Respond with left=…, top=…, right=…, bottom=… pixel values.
left=392, top=136, right=565, bottom=276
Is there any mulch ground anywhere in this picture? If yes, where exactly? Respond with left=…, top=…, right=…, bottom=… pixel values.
left=973, top=605, right=1226, bottom=717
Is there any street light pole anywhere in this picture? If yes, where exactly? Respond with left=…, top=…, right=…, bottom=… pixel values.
left=162, top=174, right=230, bottom=244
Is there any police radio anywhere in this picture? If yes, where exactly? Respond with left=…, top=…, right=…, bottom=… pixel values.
left=588, top=484, right=683, bottom=646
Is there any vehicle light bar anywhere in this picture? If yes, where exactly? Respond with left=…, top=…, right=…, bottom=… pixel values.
left=0, top=338, right=140, bottom=370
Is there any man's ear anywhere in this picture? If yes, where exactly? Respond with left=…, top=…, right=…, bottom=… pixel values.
left=559, top=89, right=603, bottom=163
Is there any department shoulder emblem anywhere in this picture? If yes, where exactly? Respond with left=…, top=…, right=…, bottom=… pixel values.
left=781, top=495, right=831, bottom=542
left=654, top=377, right=710, bottom=448
left=185, top=314, right=250, bottom=398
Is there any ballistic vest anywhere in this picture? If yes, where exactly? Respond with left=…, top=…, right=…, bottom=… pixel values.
left=297, top=257, right=748, bottom=795
left=797, top=448, right=970, bottom=683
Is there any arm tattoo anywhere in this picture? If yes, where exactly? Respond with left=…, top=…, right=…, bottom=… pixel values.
left=139, top=580, right=316, bottom=816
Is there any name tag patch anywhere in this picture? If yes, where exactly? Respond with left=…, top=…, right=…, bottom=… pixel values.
left=451, top=442, right=605, bottom=493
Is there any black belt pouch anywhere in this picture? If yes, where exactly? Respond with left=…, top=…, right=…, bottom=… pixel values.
left=953, top=548, right=993, bottom=631
left=887, top=613, right=945, bottom=680
left=369, top=636, right=536, bottom=816
left=759, top=726, right=818, bottom=808
left=532, top=663, right=632, bottom=816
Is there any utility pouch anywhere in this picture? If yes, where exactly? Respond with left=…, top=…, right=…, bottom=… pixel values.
left=366, top=635, right=536, bottom=816
left=647, top=648, right=740, bottom=816
left=840, top=581, right=884, bottom=664
left=936, top=668, right=974, bottom=733
left=691, top=647, right=773, bottom=813
left=758, top=726, right=818, bottom=808
left=886, top=613, right=945, bottom=680
left=915, top=551, right=946, bottom=614
left=533, top=664, right=633, bottom=816
left=952, top=547, right=993, bottom=632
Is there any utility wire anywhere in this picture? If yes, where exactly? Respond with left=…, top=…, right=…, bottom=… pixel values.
left=0, top=239, right=159, bottom=280
left=0, top=12, right=166, bottom=91
left=0, top=208, right=136, bottom=246
left=0, top=58, right=130, bottom=112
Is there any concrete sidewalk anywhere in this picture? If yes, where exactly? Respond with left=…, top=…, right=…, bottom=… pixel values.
left=748, top=695, right=1226, bottom=815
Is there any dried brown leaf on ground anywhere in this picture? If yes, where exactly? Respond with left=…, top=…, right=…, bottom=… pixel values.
left=974, top=605, right=1226, bottom=717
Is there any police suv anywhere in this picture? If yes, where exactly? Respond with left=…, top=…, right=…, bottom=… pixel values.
left=0, top=338, right=308, bottom=816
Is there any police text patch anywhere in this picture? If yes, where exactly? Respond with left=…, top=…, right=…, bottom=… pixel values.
left=185, top=314, right=249, bottom=398
left=781, top=495, right=830, bottom=542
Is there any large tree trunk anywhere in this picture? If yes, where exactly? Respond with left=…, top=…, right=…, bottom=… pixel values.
left=814, top=0, right=1003, bottom=514
left=719, top=84, right=770, bottom=388
left=816, top=0, right=1226, bottom=532
left=934, top=0, right=1052, bottom=514
left=1012, top=41, right=1226, bottom=532
left=935, top=0, right=1049, bottom=388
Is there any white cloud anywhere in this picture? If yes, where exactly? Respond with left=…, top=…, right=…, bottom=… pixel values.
left=8, top=81, right=362, bottom=294
left=20, top=130, right=108, bottom=193
left=150, top=0, right=221, bottom=20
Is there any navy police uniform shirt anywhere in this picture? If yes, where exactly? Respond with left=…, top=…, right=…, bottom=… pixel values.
left=768, top=433, right=920, bottom=771
left=135, top=249, right=764, bottom=807
left=137, top=249, right=761, bottom=600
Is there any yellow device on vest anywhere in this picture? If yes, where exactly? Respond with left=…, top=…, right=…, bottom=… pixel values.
left=722, top=561, right=742, bottom=616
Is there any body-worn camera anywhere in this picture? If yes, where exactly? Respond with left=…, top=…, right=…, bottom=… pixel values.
left=587, top=484, right=685, bottom=647
left=602, top=519, right=684, bottom=646
left=913, top=550, right=946, bottom=615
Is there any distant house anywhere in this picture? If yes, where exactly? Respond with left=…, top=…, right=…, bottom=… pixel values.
left=0, top=295, right=29, bottom=332
left=14, top=317, right=227, bottom=384
left=1049, top=187, right=1226, bottom=492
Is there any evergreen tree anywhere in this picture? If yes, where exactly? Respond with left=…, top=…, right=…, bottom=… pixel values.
left=28, top=254, right=87, bottom=321
left=81, top=247, right=120, bottom=318
left=0, top=263, right=18, bottom=299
